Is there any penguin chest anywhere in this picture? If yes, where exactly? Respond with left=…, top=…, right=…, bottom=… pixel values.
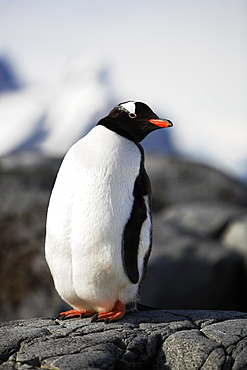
left=45, top=126, right=142, bottom=309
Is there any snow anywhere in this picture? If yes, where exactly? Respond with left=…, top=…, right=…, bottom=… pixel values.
left=0, top=88, right=48, bottom=155
left=0, top=53, right=246, bottom=181
left=0, top=55, right=114, bottom=157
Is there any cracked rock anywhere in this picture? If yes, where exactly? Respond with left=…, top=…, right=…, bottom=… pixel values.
left=0, top=310, right=247, bottom=369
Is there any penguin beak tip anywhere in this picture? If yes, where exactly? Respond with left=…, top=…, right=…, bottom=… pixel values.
left=148, top=119, right=173, bottom=128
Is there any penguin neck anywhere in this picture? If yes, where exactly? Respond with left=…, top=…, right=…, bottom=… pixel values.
left=97, top=117, right=143, bottom=143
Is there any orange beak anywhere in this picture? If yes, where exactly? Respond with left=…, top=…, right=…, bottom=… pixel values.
left=148, top=119, right=173, bottom=128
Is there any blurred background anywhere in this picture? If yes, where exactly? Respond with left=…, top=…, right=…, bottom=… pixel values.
left=0, top=0, right=247, bottom=321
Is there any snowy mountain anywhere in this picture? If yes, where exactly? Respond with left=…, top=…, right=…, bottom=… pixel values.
left=0, top=56, right=113, bottom=157
left=0, top=55, right=246, bottom=182
left=0, top=57, right=22, bottom=93
left=0, top=55, right=176, bottom=158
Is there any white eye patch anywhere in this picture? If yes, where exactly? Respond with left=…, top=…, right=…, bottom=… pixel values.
left=119, top=101, right=136, bottom=115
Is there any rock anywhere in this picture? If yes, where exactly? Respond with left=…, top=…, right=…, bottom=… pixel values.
left=0, top=157, right=67, bottom=321
left=146, top=156, right=247, bottom=211
left=222, top=215, right=247, bottom=264
left=140, top=238, right=247, bottom=312
left=0, top=310, right=247, bottom=369
left=152, top=201, right=247, bottom=241
left=140, top=202, right=247, bottom=311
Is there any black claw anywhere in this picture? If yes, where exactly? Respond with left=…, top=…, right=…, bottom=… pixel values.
left=54, top=314, right=66, bottom=320
left=104, top=318, right=111, bottom=324
left=91, top=313, right=99, bottom=322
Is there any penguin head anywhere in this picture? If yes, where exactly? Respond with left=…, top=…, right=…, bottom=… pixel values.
left=97, top=101, right=173, bottom=142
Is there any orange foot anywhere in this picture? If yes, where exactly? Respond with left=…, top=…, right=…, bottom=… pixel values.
left=55, top=309, right=94, bottom=320
left=91, top=300, right=126, bottom=323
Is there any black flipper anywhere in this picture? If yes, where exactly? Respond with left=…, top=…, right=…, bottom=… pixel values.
left=122, top=144, right=152, bottom=284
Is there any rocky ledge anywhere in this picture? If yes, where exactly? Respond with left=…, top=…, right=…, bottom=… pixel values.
left=1, top=310, right=247, bottom=370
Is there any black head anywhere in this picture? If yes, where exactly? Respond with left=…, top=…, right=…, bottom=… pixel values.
left=97, top=101, right=173, bottom=142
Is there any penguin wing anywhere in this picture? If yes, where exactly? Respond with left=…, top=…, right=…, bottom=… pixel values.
left=122, top=161, right=152, bottom=284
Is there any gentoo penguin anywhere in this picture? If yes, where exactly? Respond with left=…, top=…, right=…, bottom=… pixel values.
left=45, top=101, right=172, bottom=322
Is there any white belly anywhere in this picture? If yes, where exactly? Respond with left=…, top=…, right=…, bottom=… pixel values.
left=45, top=126, right=142, bottom=313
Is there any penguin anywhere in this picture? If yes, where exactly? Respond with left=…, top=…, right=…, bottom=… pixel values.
left=45, top=101, right=172, bottom=322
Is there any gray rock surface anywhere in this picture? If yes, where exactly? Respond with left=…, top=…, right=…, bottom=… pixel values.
left=0, top=310, right=247, bottom=369
left=140, top=202, right=247, bottom=311
left=0, top=157, right=67, bottom=321
left=223, top=215, right=247, bottom=264
left=153, top=202, right=247, bottom=239
left=145, top=156, right=247, bottom=211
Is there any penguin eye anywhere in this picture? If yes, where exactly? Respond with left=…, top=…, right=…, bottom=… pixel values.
left=129, top=113, right=137, bottom=119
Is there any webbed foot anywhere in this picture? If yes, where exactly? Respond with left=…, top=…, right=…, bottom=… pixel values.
left=55, top=309, right=94, bottom=320
left=91, top=300, right=125, bottom=323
